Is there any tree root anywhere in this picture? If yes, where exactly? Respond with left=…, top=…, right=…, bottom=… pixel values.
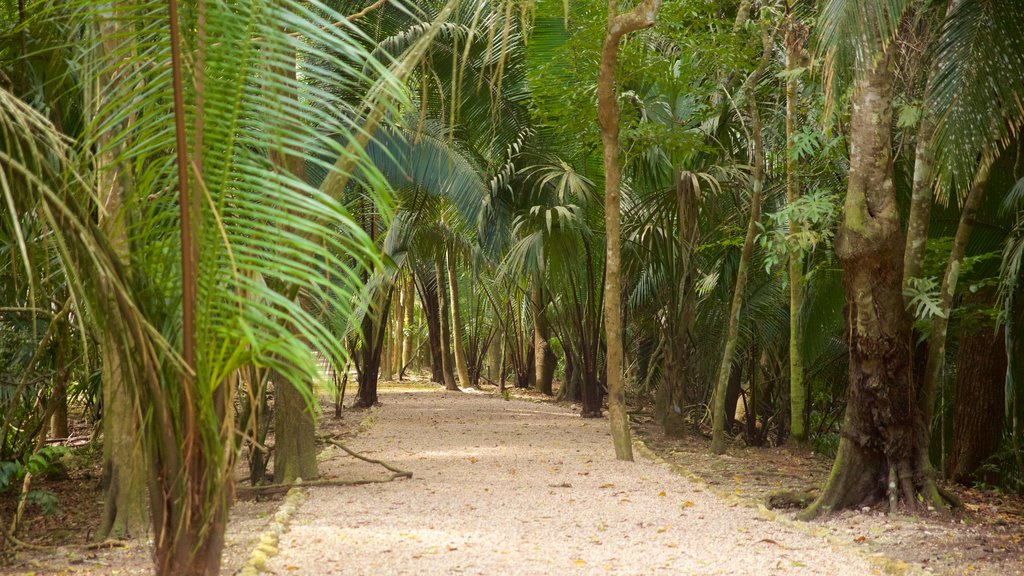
left=765, top=489, right=817, bottom=510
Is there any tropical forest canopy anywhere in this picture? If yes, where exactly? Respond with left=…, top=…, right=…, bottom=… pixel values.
left=1, top=0, right=1023, bottom=574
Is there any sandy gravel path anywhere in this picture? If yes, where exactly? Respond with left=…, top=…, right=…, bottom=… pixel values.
left=267, top=388, right=875, bottom=575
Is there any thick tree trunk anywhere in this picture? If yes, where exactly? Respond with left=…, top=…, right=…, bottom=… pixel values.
left=273, top=373, right=318, bottom=483
left=598, top=0, right=660, bottom=461
left=97, top=14, right=148, bottom=534
left=487, top=332, right=501, bottom=382
left=947, top=298, right=1006, bottom=485
left=711, top=33, right=770, bottom=454
left=802, top=55, right=940, bottom=518
left=532, top=282, right=556, bottom=395
left=435, top=254, right=459, bottom=391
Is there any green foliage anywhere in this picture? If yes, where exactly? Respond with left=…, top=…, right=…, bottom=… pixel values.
left=0, top=445, right=67, bottom=515
left=903, top=277, right=947, bottom=322
left=757, top=189, right=840, bottom=275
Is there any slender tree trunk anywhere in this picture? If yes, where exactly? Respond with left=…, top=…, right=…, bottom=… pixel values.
left=51, top=335, right=70, bottom=438
left=919, top=159, right=993, bottom=436
left=801, top=54, right=940, bottom=518
left=446, top=243, right=472, bottom=388
left=417, top=271, right=444, bottom=383
left=354, top=290, right=392, bottom=408
left=711, top=31, right=771, bottom=455
left=598, top=0, right=660, bottom=461
left=435, top=253, right=459, bottom=390
left=532, top=282, right=556, bottom=395
left=785, top=18, right=808, bottom=444
left=902, top=118, right=936, bottom=286
left=401, top=277, right=414, bottom=378
left=947, top=292, right=1006, bottom=485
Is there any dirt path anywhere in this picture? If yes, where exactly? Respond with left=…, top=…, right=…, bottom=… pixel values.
left=267, top=388, right=874, bottom=575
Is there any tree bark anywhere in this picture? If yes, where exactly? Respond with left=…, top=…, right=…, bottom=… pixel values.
left=266, top=45, right=319, bottom=483
left=401, top=276, right=414, bottom=378
left=532, top=282, right=556, bottom=395
left=435, top=252, right=459, bottom=390
left=354, top=290, right=392, bottom=408
left=416, top=269, right=444, bottom=384
left=446, top=242, right=472, bottom=388
left=97, top=6, right=148, bottom=538
left=272, top=373, right=318, bottom=483
left=919, top=159, right=993, bottom=437
left=711, top=30, right=771, bottom=455
left=802, top=54, right=940, bottom=518
left=902, top=118, right=936, bottom=287
left=947, top=294, right=1006, bottom=485
left=785, top=18, right=808, bottom=444
left=598, top=0, right=660, bottom=461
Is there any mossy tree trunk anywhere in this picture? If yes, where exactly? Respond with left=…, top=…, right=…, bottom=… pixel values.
left=801, top=54, right=941, bottom=519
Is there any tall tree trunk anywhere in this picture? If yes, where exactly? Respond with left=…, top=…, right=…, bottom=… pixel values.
left=532, top=282, right=556, bottom=395
left=919, top=159, right=993, bottom=439
left=947, top=293, right=1006, bottom=485
left=446, top=243, right=472, bottom=388
left=97, top=7, right=148, bottom=538
left=784, top=17, right=808, bottom=444
left=401, top=277, right=414, bottom=378
left=354, top=290, right=392, bottom=408
left=598, top=0, right=660, bottom=461
left=711, top=30, right=771, bottom=455
left=801, top=54, right=939, bottom=518
left=902, top=117, right=936, bottom=286
left=657, top=172, right=700, bottom=437
left=417, top=270, right=444, bottom=384
left=266, top=44, right=318, bottom=485
left=435, top=253, right=459, bottom=391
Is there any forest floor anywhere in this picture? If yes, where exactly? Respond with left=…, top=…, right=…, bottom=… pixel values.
left=630, top=418, right=1024, bottom=576
left=2, top=378, right=1022, bottom=575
